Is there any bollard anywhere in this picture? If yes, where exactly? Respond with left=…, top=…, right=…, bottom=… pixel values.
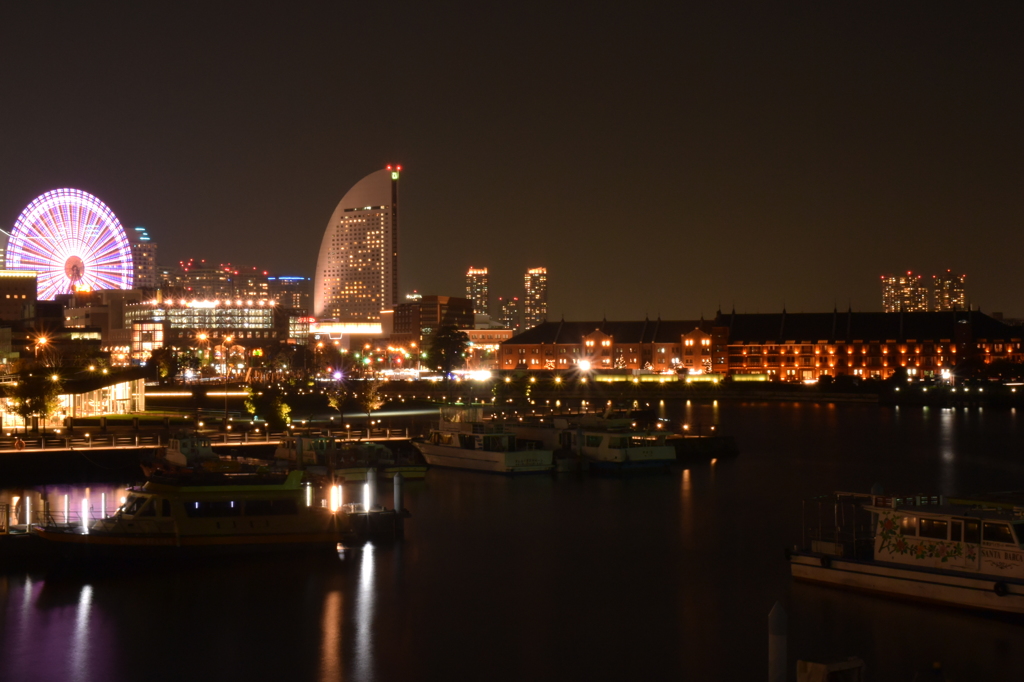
left=768, top=601, right=787, bottom=682
left=394, top=472, right=404, bottom=513
left=367, top=467, right=377, bottom=510
left=394, top=473, right=405, bottom=535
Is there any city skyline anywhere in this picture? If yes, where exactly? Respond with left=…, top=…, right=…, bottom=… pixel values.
left=1, top=5, right=1021, bottom=318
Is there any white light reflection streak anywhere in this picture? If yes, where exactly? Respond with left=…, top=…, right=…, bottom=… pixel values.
left=320, top=591, right=343, bottom=680
left=69, top=584, right=93, bottom=681
left=938, top=407, right=956, bottom=494
left=681, top=469, right=694, bottom=550
left=355, top=544, right=376, bottom=681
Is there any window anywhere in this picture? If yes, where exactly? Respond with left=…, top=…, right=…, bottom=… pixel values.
left=585, top=435, right=603, bottom=447
left=918, top=518, right=947, bottom=540
left=184, top=500, right=242, bottom=518
left=950, top=519, right=962, bottom=542
left=245, top=499, right=299, bottom=516
left=964, top=520, right=980, bottom=544
left=900, top=516, right=917, bottom=536
left=122, top=495, right=148, bottom=515
left=983, top=522, right=1015, bottom=544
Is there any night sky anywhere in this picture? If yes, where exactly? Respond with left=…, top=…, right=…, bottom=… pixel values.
left=2, top=4, right=1021, bottom=319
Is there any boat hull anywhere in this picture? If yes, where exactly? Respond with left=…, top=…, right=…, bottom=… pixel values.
left=588, top=458, right=672, bottom=472
left=30, top=526, right=344, bottom=558
left=413, top=442, right=553, bottom=474
left=790, top=551, right=1024, bottom=614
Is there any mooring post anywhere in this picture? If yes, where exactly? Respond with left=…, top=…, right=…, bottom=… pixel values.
left=394, top=473, right=405, bottom=535
left=769, top=601, right=787, bottom=682
left=367, top=467, right=377, bottom=510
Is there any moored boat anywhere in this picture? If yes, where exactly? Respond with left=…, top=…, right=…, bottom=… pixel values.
left=30, top=470, right=404, bottom=556
left=509, top=414, right=675, bottom=471
left=142, top=433, right=242, bottom=476
left=789, top=490, right=1024, bottom=614
left=413, top=406, right=553, bottom=474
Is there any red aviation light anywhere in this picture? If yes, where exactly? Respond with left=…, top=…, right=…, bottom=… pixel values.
left=397, top=165, right=402, bottom=171
left=386, top=165, right=392, bottom=170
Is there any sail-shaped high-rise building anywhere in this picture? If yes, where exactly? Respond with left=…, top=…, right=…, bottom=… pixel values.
left=314, top=166, right=400, bottom=320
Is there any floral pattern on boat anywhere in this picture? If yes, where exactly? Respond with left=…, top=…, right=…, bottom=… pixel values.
left=875, top=511, right=975, bottom=563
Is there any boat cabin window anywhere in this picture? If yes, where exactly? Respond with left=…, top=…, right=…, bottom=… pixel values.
left=918, top=518, right=947, bottom=540
left=122, top=495, right=148, bottom=515
left=964, top=520, right=980, bottom=543
left=244, top=500, right=298, bottom=516
left=585, top=435, right=603, bottom=447
left=900, top=516, right=917, bottom=536
left=137, top=500, right=156, bottom=517
left=184, top=500, right=242, bottom=518
left=983, top=522, right=1015, bottom=545
left=950, top=520, right=962, bottom=542
left=608, top=437, right=629, bottom=449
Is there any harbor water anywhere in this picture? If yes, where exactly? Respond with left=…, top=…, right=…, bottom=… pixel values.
left=2, top=401, right=1024, bottom=681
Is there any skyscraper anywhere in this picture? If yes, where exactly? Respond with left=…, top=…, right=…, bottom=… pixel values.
left=932, top=270, right=966, bottom=311
left=314, top=166, right=401, bottom=320
left=465, top=267, right=489, bottom=315
left=498, top=296, right=521, bottom=332
left=129, top=227, right=158, bottom=290
left=881, top=272, right=929, bottom=312
left=523, top=267, right=547, bottom=328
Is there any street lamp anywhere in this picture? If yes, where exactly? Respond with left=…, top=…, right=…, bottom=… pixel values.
left=34, top=336, right=48, bottom=361
left=223, top=335, right=234, bottom=422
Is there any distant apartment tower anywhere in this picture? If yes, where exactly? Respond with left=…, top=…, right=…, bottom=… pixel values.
left=465, top=267, right=489, bottom=315
left=269, top=276, right=312, bottom=312
left=932, top=270, right=966, bottom=311
left=498, top=296, right=521, bottom=332
left=314, top=166, right=401, bottom=321
left=523, top=267, right=547, bottom=329
left=881, top=272, right=928, bottom=312
left=129, top=227, right=158, bottom=289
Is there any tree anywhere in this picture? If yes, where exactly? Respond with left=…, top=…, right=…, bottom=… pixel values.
left=326, top=380, right=350, bottom=417
left=150, top=347, right=178, bottom=385
left=244, top=383, right=292, bottom=429
left=358, top=378, right=386, bottom=431
left=428, top=325, right=469, bottom=379
left=6, top=373, right=63, bottom=432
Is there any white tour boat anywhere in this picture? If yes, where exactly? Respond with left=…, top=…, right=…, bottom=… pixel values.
left=143, top=433, right=242, bottom=476
left=510, top=414, right=676, bottom=471
left=32, top=471, right=342, bottom=554
left=789, top=490, right=1024, bottom=614
left=413, top=406, right=553, bottom=474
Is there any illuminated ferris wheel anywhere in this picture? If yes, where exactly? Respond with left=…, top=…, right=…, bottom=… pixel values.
left=6, top=188, right=134, bottom=300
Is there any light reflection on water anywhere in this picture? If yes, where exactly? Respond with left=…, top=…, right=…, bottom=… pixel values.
left=2, top=403, right=1024, bottom=679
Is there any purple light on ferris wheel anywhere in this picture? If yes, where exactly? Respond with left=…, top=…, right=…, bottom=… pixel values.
left=6, top=189, right=134, bottom=300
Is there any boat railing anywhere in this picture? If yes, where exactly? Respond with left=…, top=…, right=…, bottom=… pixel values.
left=802, top=497, right=875, bottom=559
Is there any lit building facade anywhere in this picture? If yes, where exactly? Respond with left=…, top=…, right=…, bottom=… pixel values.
left=523, top=267, right=547, bottom=329
left=933, top=270, right=966, bottom=311
left=124, top=298, right=283, bottom=348
left=463, top=327, right=514, bottom=370
left=503, top=311, right=1023, bottom=381
left=465, top=267, right=489, bottom=315
left=498, top=296, right=521, bottom=332
left=0, top=270, right=37, bottom=322
left=129, top=227, right=158, bottom=289
left=269, top=276, right=312, bottom=311
left=315, top=166, right=400, bottom=321
left=391, top=295, right=473, bottom=346
left=882, top=272, right=928, bottom=312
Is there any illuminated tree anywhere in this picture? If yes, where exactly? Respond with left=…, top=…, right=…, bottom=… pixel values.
left=428, top=325, right=469, bottom=378
left=6, top=373, right=63, bottom=432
